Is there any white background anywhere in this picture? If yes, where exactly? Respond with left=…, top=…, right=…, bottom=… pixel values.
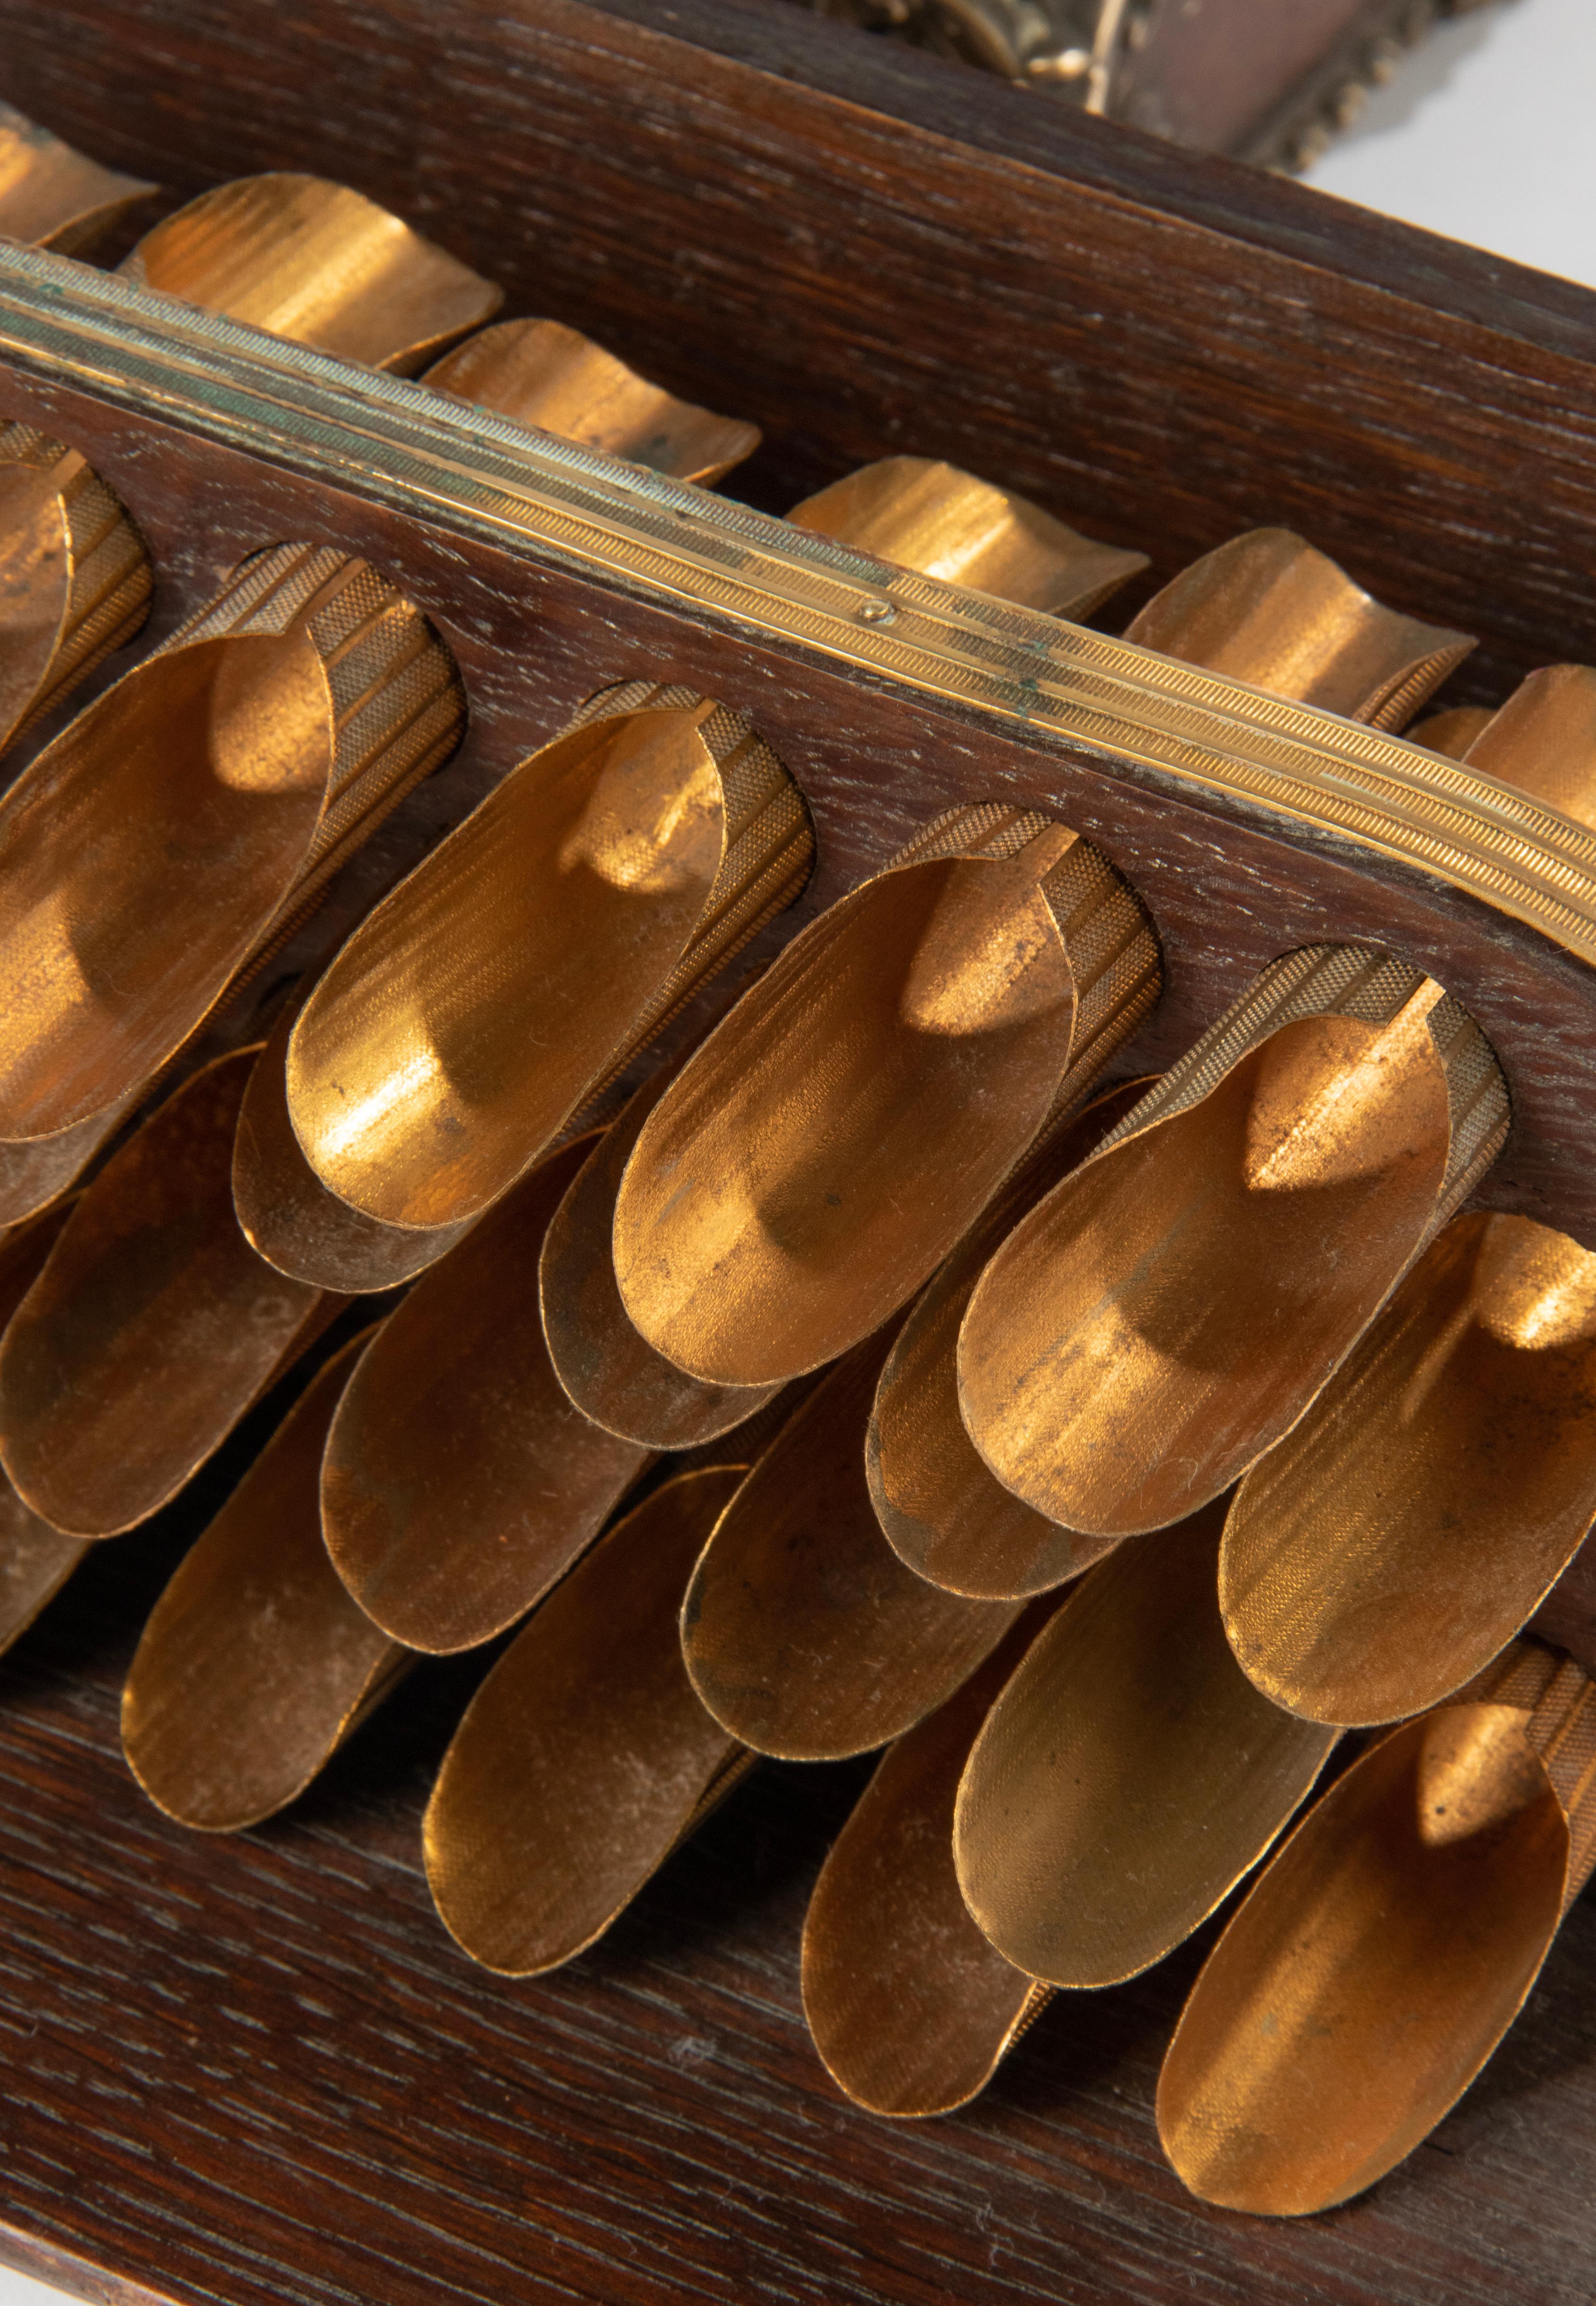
left=0, top=2, right=1589, bottom=2300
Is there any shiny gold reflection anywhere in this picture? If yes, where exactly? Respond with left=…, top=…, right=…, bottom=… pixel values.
left=789, top=456, right=1148, bottom=614
left=681, top=1328, right=1019, bottom=1760
left=425, top=1466, right=750, bottom=1972
left=1158, top=1646, right=1593, bottom=2216
left=322, top=1134, right=648, bottom=1653
left=1126, top=529, right=1474, bottom=726
left=802, top=1613, right=1052, bottom=2118
left=541, top=1057, right=780, bottom=1448
left=1456, top=664, right=1596, bottom=830
left=0, top=422, right=152, bottom=758
left=960, top=945, right=1508, bottom=1539
left=953, top=1504, right=1337, bottom=1988
left=426, top=320, right=760, bottom=483
left=120, top=173, right=501, bottom=373
left=0, top=544, right=462, bottom=1145
left=1410, top=704, right=1494, bottom=760
left=1223, top=1212, right=1596, bottom=1727
left=617, top=805, right=1158, bottom=1389
left=289, top=685, right=811, bottom=1234
left=0, top=103, right=156, bottom=255
left=233, top=993, right=468, bottom=1291
left=122, top=1332, right=408, bottom=1832
left=0, top=1049, right=337, bottom=1538
left=868, top=1080, right=1150, bottom=1599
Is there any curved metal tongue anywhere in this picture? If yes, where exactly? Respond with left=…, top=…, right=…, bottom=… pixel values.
left=959, top=944, right=1507, bottom=1539
left=1125, top=527, right=1475, bottom=727
left=681, top=1322, right=1021, bottom=1761
left=1158, top=1641, right=1596, bottom=2217
left=0, top=1045, right=342, bottom=1540
left=424, top=1465, right=753, bottom=1975
left=121, top=1329, right=408, bottom=1834
left=801, top=1604, right=1059, bottom=2119
left=953, top=1500, right=1335, bottom=1990
left=1222, top=1209, right=1596, bottom=1726
left=0, top=104, right=155, bottom=255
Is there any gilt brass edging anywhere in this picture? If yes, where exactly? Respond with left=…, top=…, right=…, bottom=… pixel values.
left=2, top=246, right=1594, bottom=966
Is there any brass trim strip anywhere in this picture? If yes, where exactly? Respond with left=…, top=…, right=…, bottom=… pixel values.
left=2, top=244, right=1593, bottom=965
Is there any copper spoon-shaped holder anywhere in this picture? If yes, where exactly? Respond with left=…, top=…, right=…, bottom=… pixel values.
left=424, top=1465, right=754, bottom=1974
left=959, top=942, right=1509, bottom=1541
left=1158, top=1639, right=1596, bottom=2216
left=121, top=1329, right=410, bottom=1833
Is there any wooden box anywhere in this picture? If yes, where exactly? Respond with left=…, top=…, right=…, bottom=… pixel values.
left=0, top=5, right=1593, bottom=2300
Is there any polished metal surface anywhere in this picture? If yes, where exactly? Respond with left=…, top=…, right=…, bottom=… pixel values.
left=427, top=319, right=759, bottom=482
left=680, top=1327, right=1019, bottom=1760
left=1159, top=1643, right=1596, bottom=2215
left=801, top=1612, right=1052, bottom=2118
left=1126, top=527, right=1475, bottom=728
left=789, top=456, right=1147, bottom=612
left=867, top=1079, right=1150, bottom=1598
left=121, top=1332, right=408, bottom=1832
left=540, top=1057, right=781, bottom=1449
left=0, top=544, right=463, bottom=1148
left=1222, top=1211, right=1596, bottom=1724
left=0, top=102, right=155, bottom=256
left=425, top=1467, right=750, bottom=1974
left=615, top=805, right=1158, bottom=1388
left=0, top=1049, right=337, bottom=1538
left=0, top=1197, right=88, bottom=1651
left=321, top=1133, right=647, bottom=1653
left=288, top=685, right=810, bottom=1234
left=233, top=991, right=469, bottom=1291
left=1, top=244, right=1591, bottom=971
left=953, top=1502, right=1336, bottom=1987
left=120, top=172, right=501, bottom=373
left=959, top=944, right=1508, bottom=1537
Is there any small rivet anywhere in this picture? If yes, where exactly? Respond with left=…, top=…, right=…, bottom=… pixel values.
left=856, top=599, right=898, bottom=626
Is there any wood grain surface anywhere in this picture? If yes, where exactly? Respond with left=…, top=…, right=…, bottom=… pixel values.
left=0, top=9, right=1595, bottom=2300
left=7, top=0, right=1596, bottom=707
left=0, top=1395, right=1590, bottom=2306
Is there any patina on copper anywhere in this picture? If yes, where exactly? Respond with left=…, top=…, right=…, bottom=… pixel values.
left=287, top=686, right=811, bottom=1236
left=959, top=945, right=1508, bottom=1540
left=615, top=804, right=1159, bottom=1389
left=540, top=1056, right=781, bottom=1449
left=425, top=1466, right=752, bottom=1974
left=680, top=1326, right=1019, bottom=1761
left=953, top=1501, right=1337, bottom=1988
left=1159, top=1642, right=1596, bottom=2216
left=0, top=1049, right=339, bottom=1538
left=0, top=544, right=463, bottom=1149
left=426, top=320, right=760, bottom=482
left=321, top=1134, right=648, bottom=1654
left=801, top=1609, right=1055, bottom=2119
left=1222, top=1211, right=1596, bottom=1726
left=119, top=172, right=501, bottom=373
left=121, top=1332, right=409, bottom=1833
left=867, top=1079, right=1150, bottom=1598
left=1125, top=528, right=1475, bottom=726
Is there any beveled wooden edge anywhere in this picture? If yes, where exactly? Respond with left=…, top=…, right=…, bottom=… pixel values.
left=2, top=243, right=1594, bottom=971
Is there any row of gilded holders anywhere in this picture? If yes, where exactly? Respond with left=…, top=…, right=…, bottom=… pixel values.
left=7, top=97, right=1596, bottom=2227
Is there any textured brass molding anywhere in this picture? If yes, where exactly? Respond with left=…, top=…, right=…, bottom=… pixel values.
left=3, top=245, right=1595, bottom=968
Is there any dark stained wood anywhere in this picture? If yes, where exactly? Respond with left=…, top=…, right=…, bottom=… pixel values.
left=3, top=0, right=1596, bottom=703
left=0, top=12, right=1595, bottom=2300
left=0, top=1452, right=1593, bottom=2306
left=3, top=354, right=1596, bottom=1258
